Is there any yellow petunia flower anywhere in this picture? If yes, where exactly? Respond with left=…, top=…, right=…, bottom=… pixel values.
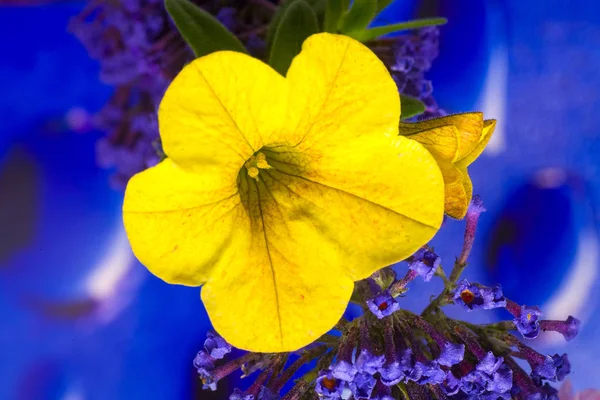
left=400, top=113, right=496, bottom=219
left=122, top=33, right=445, bottom=352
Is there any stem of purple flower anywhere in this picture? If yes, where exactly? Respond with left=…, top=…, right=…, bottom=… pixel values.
left=505, top=299, right=522, bottom=316
left=383, top=318, right=396, bottom=363
left=450, top=196, right=485, bottom=282
left=213, top=353, right=258, bottom=382
left=452, top=324, right=486, bottom=359
left=280, top=374, right=315, bottom=400
left=404, top=312, right=448, bottom=348
left=504, top=355, right=539, bottom=396
left=248, top=369, right=272, bottom=396
left=338, top=326, right=358, bottom=363
left=271, top=347, right=327, bottom=393
left=389, top=269, right=419, bottom=297
left=515, top=342, right=546, bottom=367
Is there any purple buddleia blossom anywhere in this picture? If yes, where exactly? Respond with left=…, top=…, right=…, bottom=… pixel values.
left=436, top=342, right=465, bottom=367
left=477, top=352, right=504, bottom=375
left=442, top=371, right=462, bottom=395
left=407, top=247, right=440, bottom=282
left=540, top=316, right=581, bottom=341
left=391, top=27, right=446, bottom=119
left=366, top=290, right=400, bottom=319
left=481, top=285, right=507, bottom=309
left=257, top=387, right=278, bottom=400
left=415, top=361, right=445, bottom=385
left=330, top=360, right=357, bottom=382
left=454, top=280, right=506, bottom=311
left=355, top=349, right=385, bottom=375
left=229, top=388, right=255, bottom=400
left=349, top=372, right=377, bottom=399
left=515, top=306, right=543, bottom=339
left=315, top=370, right=347, bottom=399
left=379, top=349, right=422, bottom=386
left=454, top=280, right=486, bottom=311
left=193, top=350, right=214, bottom=370
left=371, top=380, right=394, bottom=400
left=204, top=331, right=232, bottom=359
left=532, top=353, right=571, bottom=382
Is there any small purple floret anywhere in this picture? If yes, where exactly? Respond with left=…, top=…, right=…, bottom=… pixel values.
left=437, top=342, right=465, bottom=367
left=366, top=290, right=400, bottom=319
left=315, top=370, right=346, bottom=399
left=515, top=306, right=543, bottom=339
left=408, top=247, right=441, bottom=282
left=454, top=280, right=486, bottom=311
left=204, top=331, right=232, bottom=359
left=349, top=372, right=377, bottom=399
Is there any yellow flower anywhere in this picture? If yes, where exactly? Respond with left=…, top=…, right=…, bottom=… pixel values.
left=400, top=113, right=496, bottom=219
left=122, top=33, right=445, bottom=352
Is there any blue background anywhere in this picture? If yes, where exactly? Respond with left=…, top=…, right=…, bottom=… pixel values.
left=1, top=0, right=599, bottom=398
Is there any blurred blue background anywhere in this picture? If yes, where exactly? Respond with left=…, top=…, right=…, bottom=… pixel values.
left=1, top=0, right=599, bottom=399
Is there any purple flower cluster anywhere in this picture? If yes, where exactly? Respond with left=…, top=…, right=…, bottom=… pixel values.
left=70, top=0, right=270, bottom=188
left=391, top=27, right=447, bottom=119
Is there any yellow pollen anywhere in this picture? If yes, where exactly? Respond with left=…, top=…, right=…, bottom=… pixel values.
left=248, top=166, right=259, bottom=180
left=527, top=313, right=532, bottom=321
left=256, top=159, right=272, bottom=169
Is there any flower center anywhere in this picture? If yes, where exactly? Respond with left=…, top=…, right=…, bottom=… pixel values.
left=322, top=377, right=337, bottom=391
left=378, top=301, right=389, bottom=311
left=460, top=289, right=475, bottom=304
left=244, top=151, right=273, bottom=181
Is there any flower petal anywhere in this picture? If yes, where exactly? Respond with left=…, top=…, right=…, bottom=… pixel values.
left=123, top=159, right=249, bottom=285
left=267, top=135, right=444, bottom=281
left=285, top=33, right=400, bottom=150
left=400, top=113, right=484, bottom=162
left=456, top=119, right=497, bottom=168
left=442, top=165, right=469, bottom=219
left=402, top=125, right=470, bottom=218
left=158, top=51, right=288, bottom=173
left=201, top=173, right=354, bottom=352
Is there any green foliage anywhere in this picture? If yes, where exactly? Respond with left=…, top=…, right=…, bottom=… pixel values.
left=351, top=17, right=448, bottom=42
left=269, top=0, right=319, bottom=76
left=324, top=0, right=345, bottom=33
left=339, top=0, right=377, bottom=35
left=400, top=95, right=426, bottom=120
left=164, top=0, right=247, bottom=57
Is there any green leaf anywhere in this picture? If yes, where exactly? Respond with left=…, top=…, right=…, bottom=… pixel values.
left=400, top=95, right=426, bottom=120
left=164, top=0, right=247, bottom=57
left=269, top=0, right=319, bottom=76
left=351, top=17, right=448, bottom=42
left=339, top=0, right=377, bottom=34
left=376, top=0, right=394, bottom=13
left=324, top=0, right=344, bottom=32
left=266, top=0, right=295, bottom=50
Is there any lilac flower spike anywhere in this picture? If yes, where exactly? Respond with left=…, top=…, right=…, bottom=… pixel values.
left=204, top=331, right=232, bottom=359
left=408, top=247, right=441, bottom=282
left=366, top=290, right=400, bottom=319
